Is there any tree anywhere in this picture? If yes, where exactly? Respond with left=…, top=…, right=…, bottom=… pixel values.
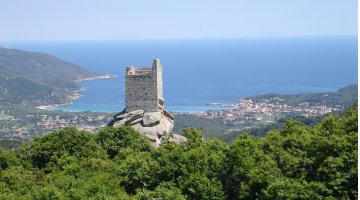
left=263, top=178, right=330, bottom=200
left=223, top=134, right=270, bottom=199
left=96, top=126, right=152, bottom=159
left=0, top=104, right=356, bottom=199
left=144, top=182, right=186, bottom=200
left=180, top=173, right=225, bottom=200
left=182, top=127, right=203, bottom=148
left=152, top=142, right=185, bottom=183
left=24, top=127, right=106, bottom=171
left=307, top=106, right=358, bottom=199
left=117, top=151, right=160, bottom=195
left=0, top=148, right=19, bottom=172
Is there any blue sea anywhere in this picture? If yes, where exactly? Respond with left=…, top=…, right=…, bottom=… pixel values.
left=3, top=37, right=358, bottom=112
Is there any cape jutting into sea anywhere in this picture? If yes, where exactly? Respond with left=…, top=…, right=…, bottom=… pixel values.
left=5, top=37, right=358, bottom=112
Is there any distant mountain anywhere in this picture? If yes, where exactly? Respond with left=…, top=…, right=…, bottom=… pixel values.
left=0, top=47, right=98, bottom=106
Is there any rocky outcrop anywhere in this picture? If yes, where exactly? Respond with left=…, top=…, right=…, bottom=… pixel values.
left=112, top=109, right=144, bottom=126
left=108, top=59, right=187, bottom=147
left=108, top=109, right=185, bottom=147
left=142, top=111, right=161, bottom=126
left=169, top=134, right=187, bottom=144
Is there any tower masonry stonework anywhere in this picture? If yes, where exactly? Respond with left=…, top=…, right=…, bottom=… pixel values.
left=108, top=59, right=186, bottom=147
left=125, top=59, right=163, bottom=112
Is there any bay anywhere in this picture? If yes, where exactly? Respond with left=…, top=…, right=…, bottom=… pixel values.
left=4, top=37, right=357, bottom=112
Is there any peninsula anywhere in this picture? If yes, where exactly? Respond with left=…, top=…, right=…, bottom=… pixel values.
left=0, top=47, right=99, bottom=106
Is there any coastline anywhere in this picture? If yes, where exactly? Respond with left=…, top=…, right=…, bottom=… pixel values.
left=73, top=74, right=114, bottom=82
left=37, top=82, right=356, bottom=113
left=37, top=89, right=83, bottom=110
left=37, top=74, right=115, bottom=111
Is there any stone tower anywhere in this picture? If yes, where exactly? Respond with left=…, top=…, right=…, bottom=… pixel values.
left=108, top=59, right=186, bottom=147
left=125, top=59, right=164, bottom=112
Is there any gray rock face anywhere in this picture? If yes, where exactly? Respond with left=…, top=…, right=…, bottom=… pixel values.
left=163, top=109, right=174, bottom=120
left=127, top=118, right=143, bottom=126
left=142, top=111, right=161, bottom=126
left=108, top=109, right=183, bottom=147
left=169, top=134, right=187, bottom=144
left=144, top=134, right=161, bottom=148
left=114, top=109, right=144, bottom=120
left=112, top=109, right=144, bottom=128
left=132, top=115, right=173, bottom=138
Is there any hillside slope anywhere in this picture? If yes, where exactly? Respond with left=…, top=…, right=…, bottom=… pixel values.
left=247, top=84, right=357, bottom=107
left=0, top=104, right=357, bottom=199
left=0, top=47, right=98, bottom=106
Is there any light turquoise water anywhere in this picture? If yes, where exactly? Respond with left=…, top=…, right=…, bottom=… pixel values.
left=5, top=37, right=358, bottom=112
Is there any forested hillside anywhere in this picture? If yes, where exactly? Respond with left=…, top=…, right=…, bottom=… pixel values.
left=249, top=84, right=357, bottom=107
left=0, top=104, right=357, bottom=199
left=0, top=47, right=97, bottom=106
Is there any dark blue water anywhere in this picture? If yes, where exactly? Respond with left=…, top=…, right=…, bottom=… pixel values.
left=3, top=37, right=357, bottom=112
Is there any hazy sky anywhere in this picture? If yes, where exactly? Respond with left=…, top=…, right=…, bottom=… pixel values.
left=0, top=0, right=357, bottom=41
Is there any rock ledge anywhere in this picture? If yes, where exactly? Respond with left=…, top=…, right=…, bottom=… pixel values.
left=108, top=109, right=186, bottom=147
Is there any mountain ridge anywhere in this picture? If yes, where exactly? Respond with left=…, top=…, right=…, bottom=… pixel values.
left=0, top=47, right=98, bottom=106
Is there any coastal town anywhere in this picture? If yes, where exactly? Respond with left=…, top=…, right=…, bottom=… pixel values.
left=194, top=96, right=343, bottom=126
left=0, top=108, right=113, bottom=140
left=0, top=85, right=356, bottom=140
left=34, top=113, right=112, bottom=131
left=0, top=98, right=349, bottom=140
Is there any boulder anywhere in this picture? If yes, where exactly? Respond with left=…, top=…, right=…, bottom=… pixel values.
left=163, top=109, right=174, bottom=120
left=113, top=118, right=129, bottom=127
left=169, top=134, right=187, bottom=144
left=108, top=108, right=183, bottom=147
left=144, top=134, right=161, bottom=148
left=127, top=118, right=143, bottom=126
left=142, top=111, right=161, bottom=126
left=131, top=116, right=173, bottom=139
left=112, top=109, right=144, bottom=127
left=114, top=109, right=144, bottom=120
left=107, top=119, right=115, bottom=126
left=112, top=109, right=126, bottom=119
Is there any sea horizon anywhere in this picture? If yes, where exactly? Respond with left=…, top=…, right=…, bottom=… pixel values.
left=3, top=37, right=357, bottom=113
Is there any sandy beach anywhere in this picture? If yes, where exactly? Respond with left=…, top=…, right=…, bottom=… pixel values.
left=37, top=74, right=114, bottom=110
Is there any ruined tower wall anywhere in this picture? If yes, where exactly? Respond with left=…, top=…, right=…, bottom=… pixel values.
left=153, top=59, right=163, bottom=99
left=125, top=59, right=163, bottom=112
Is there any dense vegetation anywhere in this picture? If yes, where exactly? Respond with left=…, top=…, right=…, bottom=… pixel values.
left=221, top=114, right=325, bottom=142
left=173, top=113, right=231, bottom=137
left=0, top=47, right=97, bottom=106
left=0, top=104, right=113, bottom=141
left=0, top=104, right=357, bottom=199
